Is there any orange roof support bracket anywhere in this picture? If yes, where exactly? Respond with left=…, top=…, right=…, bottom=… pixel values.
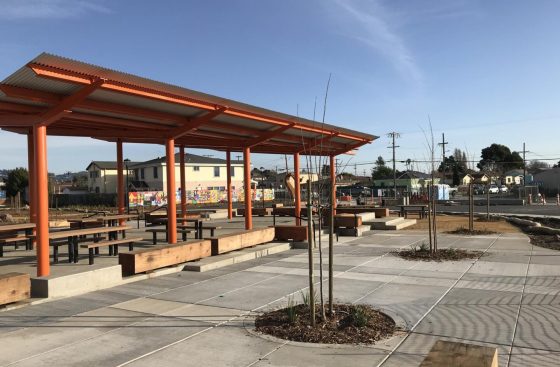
left=168, top=107, right=227, bottom=140
left=39, top=78, right=104, bottom=127
left=245, top=123, right=295, bottom=148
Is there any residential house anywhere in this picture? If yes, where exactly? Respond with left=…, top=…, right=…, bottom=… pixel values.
left=462, top=172, right=490, bottom=185
left=373, top=171, right=440, bottom=195
left=503, top=169, right=528, bottom=186
left=87, top=153, right=244, bottom=195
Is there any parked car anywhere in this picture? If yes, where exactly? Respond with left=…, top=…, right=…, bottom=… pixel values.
left=488, top=185, right=499, bottom=194
left=499, top=186, right=508, bottom=193
left=473, top=185, right=485, bottom=195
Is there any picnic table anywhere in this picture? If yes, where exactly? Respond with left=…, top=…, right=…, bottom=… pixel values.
left=0, top=223, right=36, bottom=256
left=398, top=204, right=428, bottom=219
left=47, top=225, right=130, bottom=263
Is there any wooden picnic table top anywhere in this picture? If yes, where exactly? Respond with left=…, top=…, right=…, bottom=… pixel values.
left=0, top=223, right=36, bottom=232
left=67, top=217, right=102, bottom=223
left=399, top=204, right=428, bottom=209
left=46, top=225, right=131, bottom=240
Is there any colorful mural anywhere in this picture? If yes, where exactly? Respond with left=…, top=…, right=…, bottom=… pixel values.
left=128, top=188, right=274, bottom=207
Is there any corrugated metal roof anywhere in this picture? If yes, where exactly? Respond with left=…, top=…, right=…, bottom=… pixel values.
left=0, top=53, right=378, bottom=155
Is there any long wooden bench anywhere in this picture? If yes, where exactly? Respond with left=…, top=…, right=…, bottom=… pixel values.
left=0, top=273, right=30, bottom=306
left=274, top=225, right=307, bottom=242
left=145, top=228, right=192, bottom=245
left=119, top=240, right=211, bottom=275
left=0, top=234, right=31, bottom=256
left=334, top=214, right=363, bottom=228
left=81, top=236, right=143, bottom=265
left=236, top=208, right=273, bottom=217
left=209, top=227, right=275, bottom=256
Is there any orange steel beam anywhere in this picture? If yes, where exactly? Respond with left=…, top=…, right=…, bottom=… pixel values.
left=179, top=145, right=187, bottom=221
left=298, top=133, right=339, bottom=154
left=28, top=63, right=369, bottom=142
left=294, top=153, right=301, bottom=226
left=27, top=131, right=36, bottom=247
left=116, top=139, right=125, bottom=224
left=166, top=139, right=177, bottom=244
left=0, top=101, right=44, bottom=114
left=39, top=79, right=104, bottom=127
left=226, top=150, right=233, bottom=220
left=169, top=107, right=226, bottom=139
left=243, top=147, right=252, bottom=230
left=245, top=123, right=295, bottom=148
left=33, top=124, right=49, bottom=277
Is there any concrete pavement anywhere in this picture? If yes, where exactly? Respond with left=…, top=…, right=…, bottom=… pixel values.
left=0, top=229, right=558, bottom=366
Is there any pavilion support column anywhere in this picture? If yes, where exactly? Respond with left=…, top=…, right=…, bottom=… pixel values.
left=116, top=139, right=125, bottom=225
left=33, top=124, right=49, bottom=277
left=166, top=139, right=177, bottom=244
left=226, top=150, right=233, bottom=220
left=179, top=145, right=187, bottom=222
left=243, top=147, right=252, bottom=230
left=27, top=131, right=36, bottom=246
left=293, top=153, right=301, bottom=226
left=330, top=155, right=336, bottom=215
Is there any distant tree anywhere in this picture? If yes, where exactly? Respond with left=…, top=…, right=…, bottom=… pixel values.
left=5, top=168, right=28, bottom=198
left=372, top=156, right=393, bottom=179
left=438, top=155, right=466, bottom=186
left=71, top=173, right=88, bottom=187
left=452, top=148, right=468, bottom=171
left=554, top=161, right=560, bottom=168
left=527, top=160, right=550, bottom=173
left=477, top=144, right=524, bottom=174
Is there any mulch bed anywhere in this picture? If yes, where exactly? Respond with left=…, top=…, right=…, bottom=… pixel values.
left=255, top=304, right=396, bottom=345
left=395, top=248, right=484, bottom=261
left=446, top=227, right=497, bottom=235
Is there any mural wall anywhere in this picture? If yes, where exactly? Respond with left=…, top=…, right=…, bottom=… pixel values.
left=128, top=188, right=274, bottom=207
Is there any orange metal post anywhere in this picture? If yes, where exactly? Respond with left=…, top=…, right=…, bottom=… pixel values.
left=226, top=150, right=233, bottom=220
left=243, top=147, right=252, bottom=229
left=116, top=139, right=125, bottom=225
left=179, top=145, right=187, bottom=222
left=33, top=124, right=49, bottom=276
left=294, top=153, right=301, bottom=225
left=27, top=131, right=36, bottom=246
left=166, top=139, right=177, bottom=243
left=330, top=155, right=336, bottom=215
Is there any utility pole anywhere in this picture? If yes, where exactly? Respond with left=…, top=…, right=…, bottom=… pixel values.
left=438, top=133, right=448, bottom=184
left=354, top=163, right=357, bottom=178
left=387, top=132, right=400, bottom=198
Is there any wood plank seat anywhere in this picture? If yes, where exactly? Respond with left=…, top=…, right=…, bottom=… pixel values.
left=237, top=208, right=272, bottom=217
left=274, top=225, right=307, bottom=242
left=177, top=224, right=221, bottom=237
left=0, top=273, right=30, bottom=306
left=209, top=227, right=275, bottom=256
left=0, top=234, right=32, bottom=256
left=334, top=214, right=363, bottom=228
left=81, top=237, right=144, bottom=265
left=145, top=228, right=192, bottom=245
left=119, top=239, right=211, bottom=275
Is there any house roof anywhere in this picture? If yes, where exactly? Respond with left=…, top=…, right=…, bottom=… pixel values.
left=0, top=53, right=376, bottom=156
left=504, top=169, right=524, bottom=176
left=398, top=171, right=432, bottom=179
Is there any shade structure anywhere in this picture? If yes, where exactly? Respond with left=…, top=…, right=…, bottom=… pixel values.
left=0, top=53, right=378, bottom=277
left=0, top=53, right=377, bottom=153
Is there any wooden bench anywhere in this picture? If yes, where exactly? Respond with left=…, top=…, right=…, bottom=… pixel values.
left=237, top=208, right=272, bottom=217
left=145, top=228, right=192, bottom=244
left=80, top=237, right=143, bottom=265
left=50, top=235, right=106, bottom=263
left=0, top=273, right=30, bottom=306
left=274, top=225, right=307, bottom=242
left=399, top=205, right=428, bottom=219
left=0, top=234, right=32, bottom=256
left=209, top=227, right=275, bottom=256
left=119, top=240, right=211, bottom=275
left=334, top=214, right=363, bottom=228
left=178, top=224, right=221, bottom=237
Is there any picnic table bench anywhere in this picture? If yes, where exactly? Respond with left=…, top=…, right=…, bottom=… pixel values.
left=398, top=205, right=428, bottom=219
left=145, top=228, right=193, bottom=244
left=0, top=223, right=35, bottom=257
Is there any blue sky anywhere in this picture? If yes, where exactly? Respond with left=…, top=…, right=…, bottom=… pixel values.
left=1, top=0, right=559, bottom=174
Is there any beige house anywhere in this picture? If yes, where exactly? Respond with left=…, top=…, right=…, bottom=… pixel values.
left=86, top=161, right=136, bottom=194
left=87, top=153, right=244, bottom=194
left=462, top=172, right=490, bottom=185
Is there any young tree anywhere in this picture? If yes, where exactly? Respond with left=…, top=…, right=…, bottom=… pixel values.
left=372, top=156, right=393, bottom=179
left=5, top=168, right=28, bottom=199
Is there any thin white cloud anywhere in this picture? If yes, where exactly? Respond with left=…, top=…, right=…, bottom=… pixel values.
left=330, top=0, right=423, bottom=84
left=0, top=0, right=110, bottom=20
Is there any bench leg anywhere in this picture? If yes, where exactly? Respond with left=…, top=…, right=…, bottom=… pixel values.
left=109, top=244, right=114, bottom=256
left=14, top=241, right=19, bottom=250
left=114, top=245, right=118, bottom=256
left=89, top=248, right=94, bottom=265
left=53, top=245, right=59, bottom=263
left=73, top=237, right=79, bottom=263
left=0, top=244, right=3, bottom=257
left=68, top=237, right=74, bottom=263
left=210, top=229, right=215, bottom=237
left=129, top=242, right=133, bottom=251
left=182, top=231, right=187, bottom=241
left=152, top=232, right=157, bottom=245
left=95, top=247, right=100, bottom=255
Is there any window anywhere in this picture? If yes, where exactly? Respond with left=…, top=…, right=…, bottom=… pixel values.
left=214, top=166, right=220, bottom=177
left=153, top=166, right=158, bottom=179
left=230, top=167, right=235, bottom=177
left=140, top=168, right=145, bottom=179
left=134, top=169, right=139, bottom=180
left=193, top=166, right=200, bottom=172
